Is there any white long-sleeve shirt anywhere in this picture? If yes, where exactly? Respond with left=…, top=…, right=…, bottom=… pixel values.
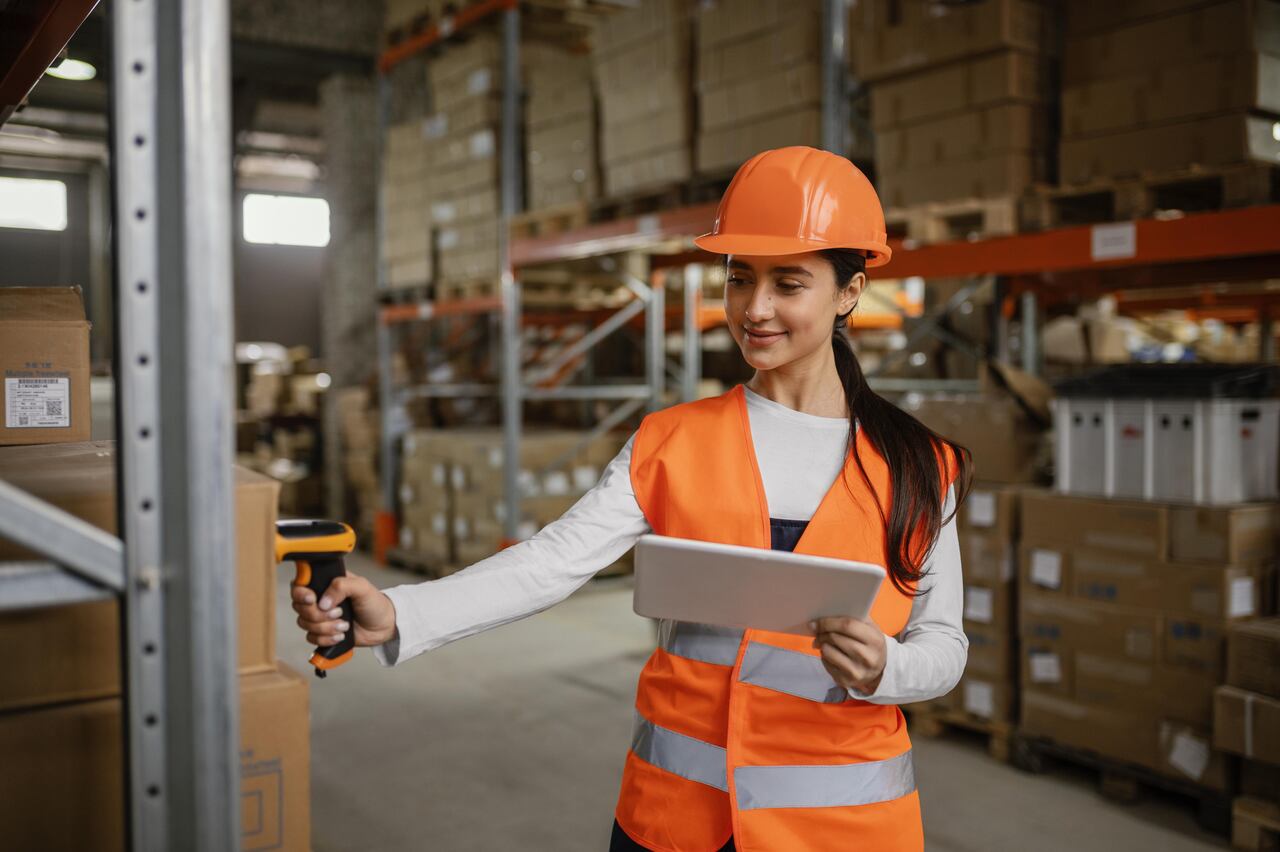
left=374, top=386, right=968, bottom=705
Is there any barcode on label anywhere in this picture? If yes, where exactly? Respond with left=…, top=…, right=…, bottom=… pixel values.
left=46, top=400, right=62, bottom=417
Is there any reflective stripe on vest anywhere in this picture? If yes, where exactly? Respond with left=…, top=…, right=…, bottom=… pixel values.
left=659, top=621, right=743, bottom=667
left=631, top=712, right=729, bottom=792
left=735, top=750, right=916, bottom=811
left=738, top=642, right=849, bottom=704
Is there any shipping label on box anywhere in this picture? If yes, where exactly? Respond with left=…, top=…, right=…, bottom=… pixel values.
left=0, top=287, right=91, bottom=446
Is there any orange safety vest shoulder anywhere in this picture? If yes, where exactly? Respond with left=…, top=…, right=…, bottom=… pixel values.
left=616, top=384, right=955, bottom=852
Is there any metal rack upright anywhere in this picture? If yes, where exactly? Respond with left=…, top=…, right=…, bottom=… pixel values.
left=0, top=0, right=241, bottom=849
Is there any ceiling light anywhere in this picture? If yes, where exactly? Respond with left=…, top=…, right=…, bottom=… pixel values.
left=45, top=58, right=97, bottom=81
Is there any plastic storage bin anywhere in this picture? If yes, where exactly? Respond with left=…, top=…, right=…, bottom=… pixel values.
left=1053, top=365, right=1280, bottom=505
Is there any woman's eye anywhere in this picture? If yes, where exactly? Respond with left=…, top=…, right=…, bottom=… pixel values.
left=727, top=277, right=749, bottom=286
left=778, top=282, right=802, bottom=293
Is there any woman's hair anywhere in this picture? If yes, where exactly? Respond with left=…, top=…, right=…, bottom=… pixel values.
left=820, top=248, right=973, bottom=596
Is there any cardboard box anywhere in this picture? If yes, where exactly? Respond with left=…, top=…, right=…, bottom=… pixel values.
left=1062, top=0, right=1280, bottom=85
left=851, top=0, right=1057, bottom=82
left=1017, top=543, right=1268, bottom=620
left=699, top=63, right=821, bottom=131
left=964, top=578, right=1014, bottom=632
left=877, top=151, right=1046, bottom=207
left=964, top=621, right=1016, bottom=679
left=1241, top=759, right=1280, bottom=804
left=953, top=674, right=1017, bottom=722
left=697, top=106, right=822, bottom=175
left=1073, top=651, right=1219, bottom=727
left=959, top=486, right=1019, bottom=541
left=0, top=442, right=279, bottom=711
left=1170, top=503, right=1280, bottom=565
left=870, top=50, right=1051, bottom=130
left=1060, top=111, right=1280, bottom=185
left=1214, top=685, right=1280, bottom=764
left=1020, top=490, right=1169, bottom=559
left=0, top=287, right=91, bottom=446
left=1064, top=0, right=1226, bottom=36
left=900, top=394, right=1043, bottom=484
left=1021, top=690, right=1230, bottom=790
left=1020, top=591, right=1160, bottom=665
left=959, top=529, right=1017, bottom=585
left=1228, top=618, right=1280, bottom=698
left=698, top=15, right=819, bottom=89
left=1062, top=53, right=1280, bottom=137
left=0, top=663, right=310, bottom=852
left=876, top=104, right=1050, bottom=171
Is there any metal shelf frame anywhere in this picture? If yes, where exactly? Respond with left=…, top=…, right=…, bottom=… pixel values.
left=372, top=0, right=855, bottom=555
left=0, top=0, right=240, bottom=849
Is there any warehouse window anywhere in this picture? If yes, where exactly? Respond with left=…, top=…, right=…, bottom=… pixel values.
left=242, top=194, right=330, bottom=247
left=0, top=176, right=68, bottom=231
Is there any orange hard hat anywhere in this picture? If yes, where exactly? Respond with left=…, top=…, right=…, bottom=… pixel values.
left=694, top=146, right=891, bottom=267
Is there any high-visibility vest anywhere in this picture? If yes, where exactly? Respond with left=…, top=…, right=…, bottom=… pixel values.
left=616, top=385, right=956, bottom=852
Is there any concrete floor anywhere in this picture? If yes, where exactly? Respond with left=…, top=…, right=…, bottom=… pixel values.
left=277, top=553, right=1229, bottom=852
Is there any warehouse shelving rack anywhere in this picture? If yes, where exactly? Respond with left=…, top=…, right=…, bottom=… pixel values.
left=0, top=1, right=242, bottom=849
left=372, top=0, right=857, bottom=558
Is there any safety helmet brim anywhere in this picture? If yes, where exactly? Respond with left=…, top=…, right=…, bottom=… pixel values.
left=694, top=232, right=891, bottom=267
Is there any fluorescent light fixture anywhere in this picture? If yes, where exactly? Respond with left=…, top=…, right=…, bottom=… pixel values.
left=0, top=177, right=68, bottom=231
left=45, top=58, right=97, bottom=81
left=242, top=194, right=329, bottom=247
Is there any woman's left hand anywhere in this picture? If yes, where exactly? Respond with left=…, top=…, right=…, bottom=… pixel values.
left=811, top=616, right=887, bottom=695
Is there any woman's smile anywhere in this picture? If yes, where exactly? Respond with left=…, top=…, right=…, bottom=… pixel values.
left=744, top=327, right=788, bottom=347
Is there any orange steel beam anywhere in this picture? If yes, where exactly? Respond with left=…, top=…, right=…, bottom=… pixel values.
left=881, top=205, right=1280, bottom=281
left=378, top=0, right=517, bottom=74
left=510, top=203, right=720, bottom=267
left=379, top=295, right=503, bottom=325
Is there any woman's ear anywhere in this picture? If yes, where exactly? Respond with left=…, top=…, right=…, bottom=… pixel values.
left=838, top=271, right=866, bottom=315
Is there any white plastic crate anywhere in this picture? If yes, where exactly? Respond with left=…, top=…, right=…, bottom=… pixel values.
left=1054, top=397, right=1280, bottom=505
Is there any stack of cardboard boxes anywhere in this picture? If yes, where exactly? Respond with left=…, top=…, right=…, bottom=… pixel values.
left=1018, top=491, right=1277, bottom=790
left=397, top=428, right=630, bottom=572
left=0, top=287, right=91, bottom=447
left=1215, top=618, right=1280, bottom=828
left=425, top=35, right=505, bottom=289
left=1060, top=0, right=1280, bottom=186
left=694, top=0, right=821, bottom=175
left=524, top=43, right=599, bottom=211
left=0, top=442, right=311, bottom=850
left=335, top=385, right=382, bottom=546
left=382, top=119, right=433, bottom=290
left=592, top=0, right=694, bottom=197
left=851, top=0, right=1057, bottom=210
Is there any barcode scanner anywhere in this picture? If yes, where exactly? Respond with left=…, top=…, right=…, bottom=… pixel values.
left=275, top=519, right=357, bottom=678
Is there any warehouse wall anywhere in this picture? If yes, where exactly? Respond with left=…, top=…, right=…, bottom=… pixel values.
left=233, top=228, right=326, bottom=354
left=0, top=168, right=91, bottom=292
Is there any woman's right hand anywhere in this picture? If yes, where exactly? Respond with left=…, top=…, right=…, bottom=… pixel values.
left=291, top=571, right=398, bottom=649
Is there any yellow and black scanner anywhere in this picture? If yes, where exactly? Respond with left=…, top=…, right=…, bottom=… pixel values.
left=275, top=519, right=357, bottom=678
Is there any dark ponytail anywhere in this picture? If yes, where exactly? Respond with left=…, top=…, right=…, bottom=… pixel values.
left=821, top=248, right=973, bottom=597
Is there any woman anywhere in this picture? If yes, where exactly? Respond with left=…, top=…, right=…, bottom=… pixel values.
left=292, top=146, right=973, bottom=851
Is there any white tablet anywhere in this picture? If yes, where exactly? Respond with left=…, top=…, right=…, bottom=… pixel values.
left=633, top=534, right=886, bottom=636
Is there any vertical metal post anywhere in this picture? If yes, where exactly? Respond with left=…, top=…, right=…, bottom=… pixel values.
left=499, top=6, right=523, bottom=541
left=1020, top=289, right=1039, bottom=376
left=682, top=264, right=703, bottom=402
left=87, top=163, right=113, bottom=365
left=113, top=0, right=169, bottom=846
left=374, top=75, right=400, bottom=552
left=820, top=0, right=849, bottom=154
left=1262, top=310, right=1275, bottom=363
left=158, top=0, right=239, bottom=847
left=647, top=267, right=666, bottom=411
left=116, top=0, right=239, bottom=848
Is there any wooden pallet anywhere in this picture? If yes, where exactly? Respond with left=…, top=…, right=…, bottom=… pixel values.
left=884, top=196, right=1021, bottom=246
left=1010, top=733, right=1234, bottom=836
left=378, top=282, right=434, bottom=305
left=385, top=546, right=459, bottom=579
left=510, top=202, right=589, bottom=240
left=904, top=705, right=1015, bottom=763
left=434, top=278, right=500, bottom=303
left=1022, top=163, right=1280, bottom=231
left=1234, top=797, right=1280, bottom=851
left=591, top=184, right=688, bottom=222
